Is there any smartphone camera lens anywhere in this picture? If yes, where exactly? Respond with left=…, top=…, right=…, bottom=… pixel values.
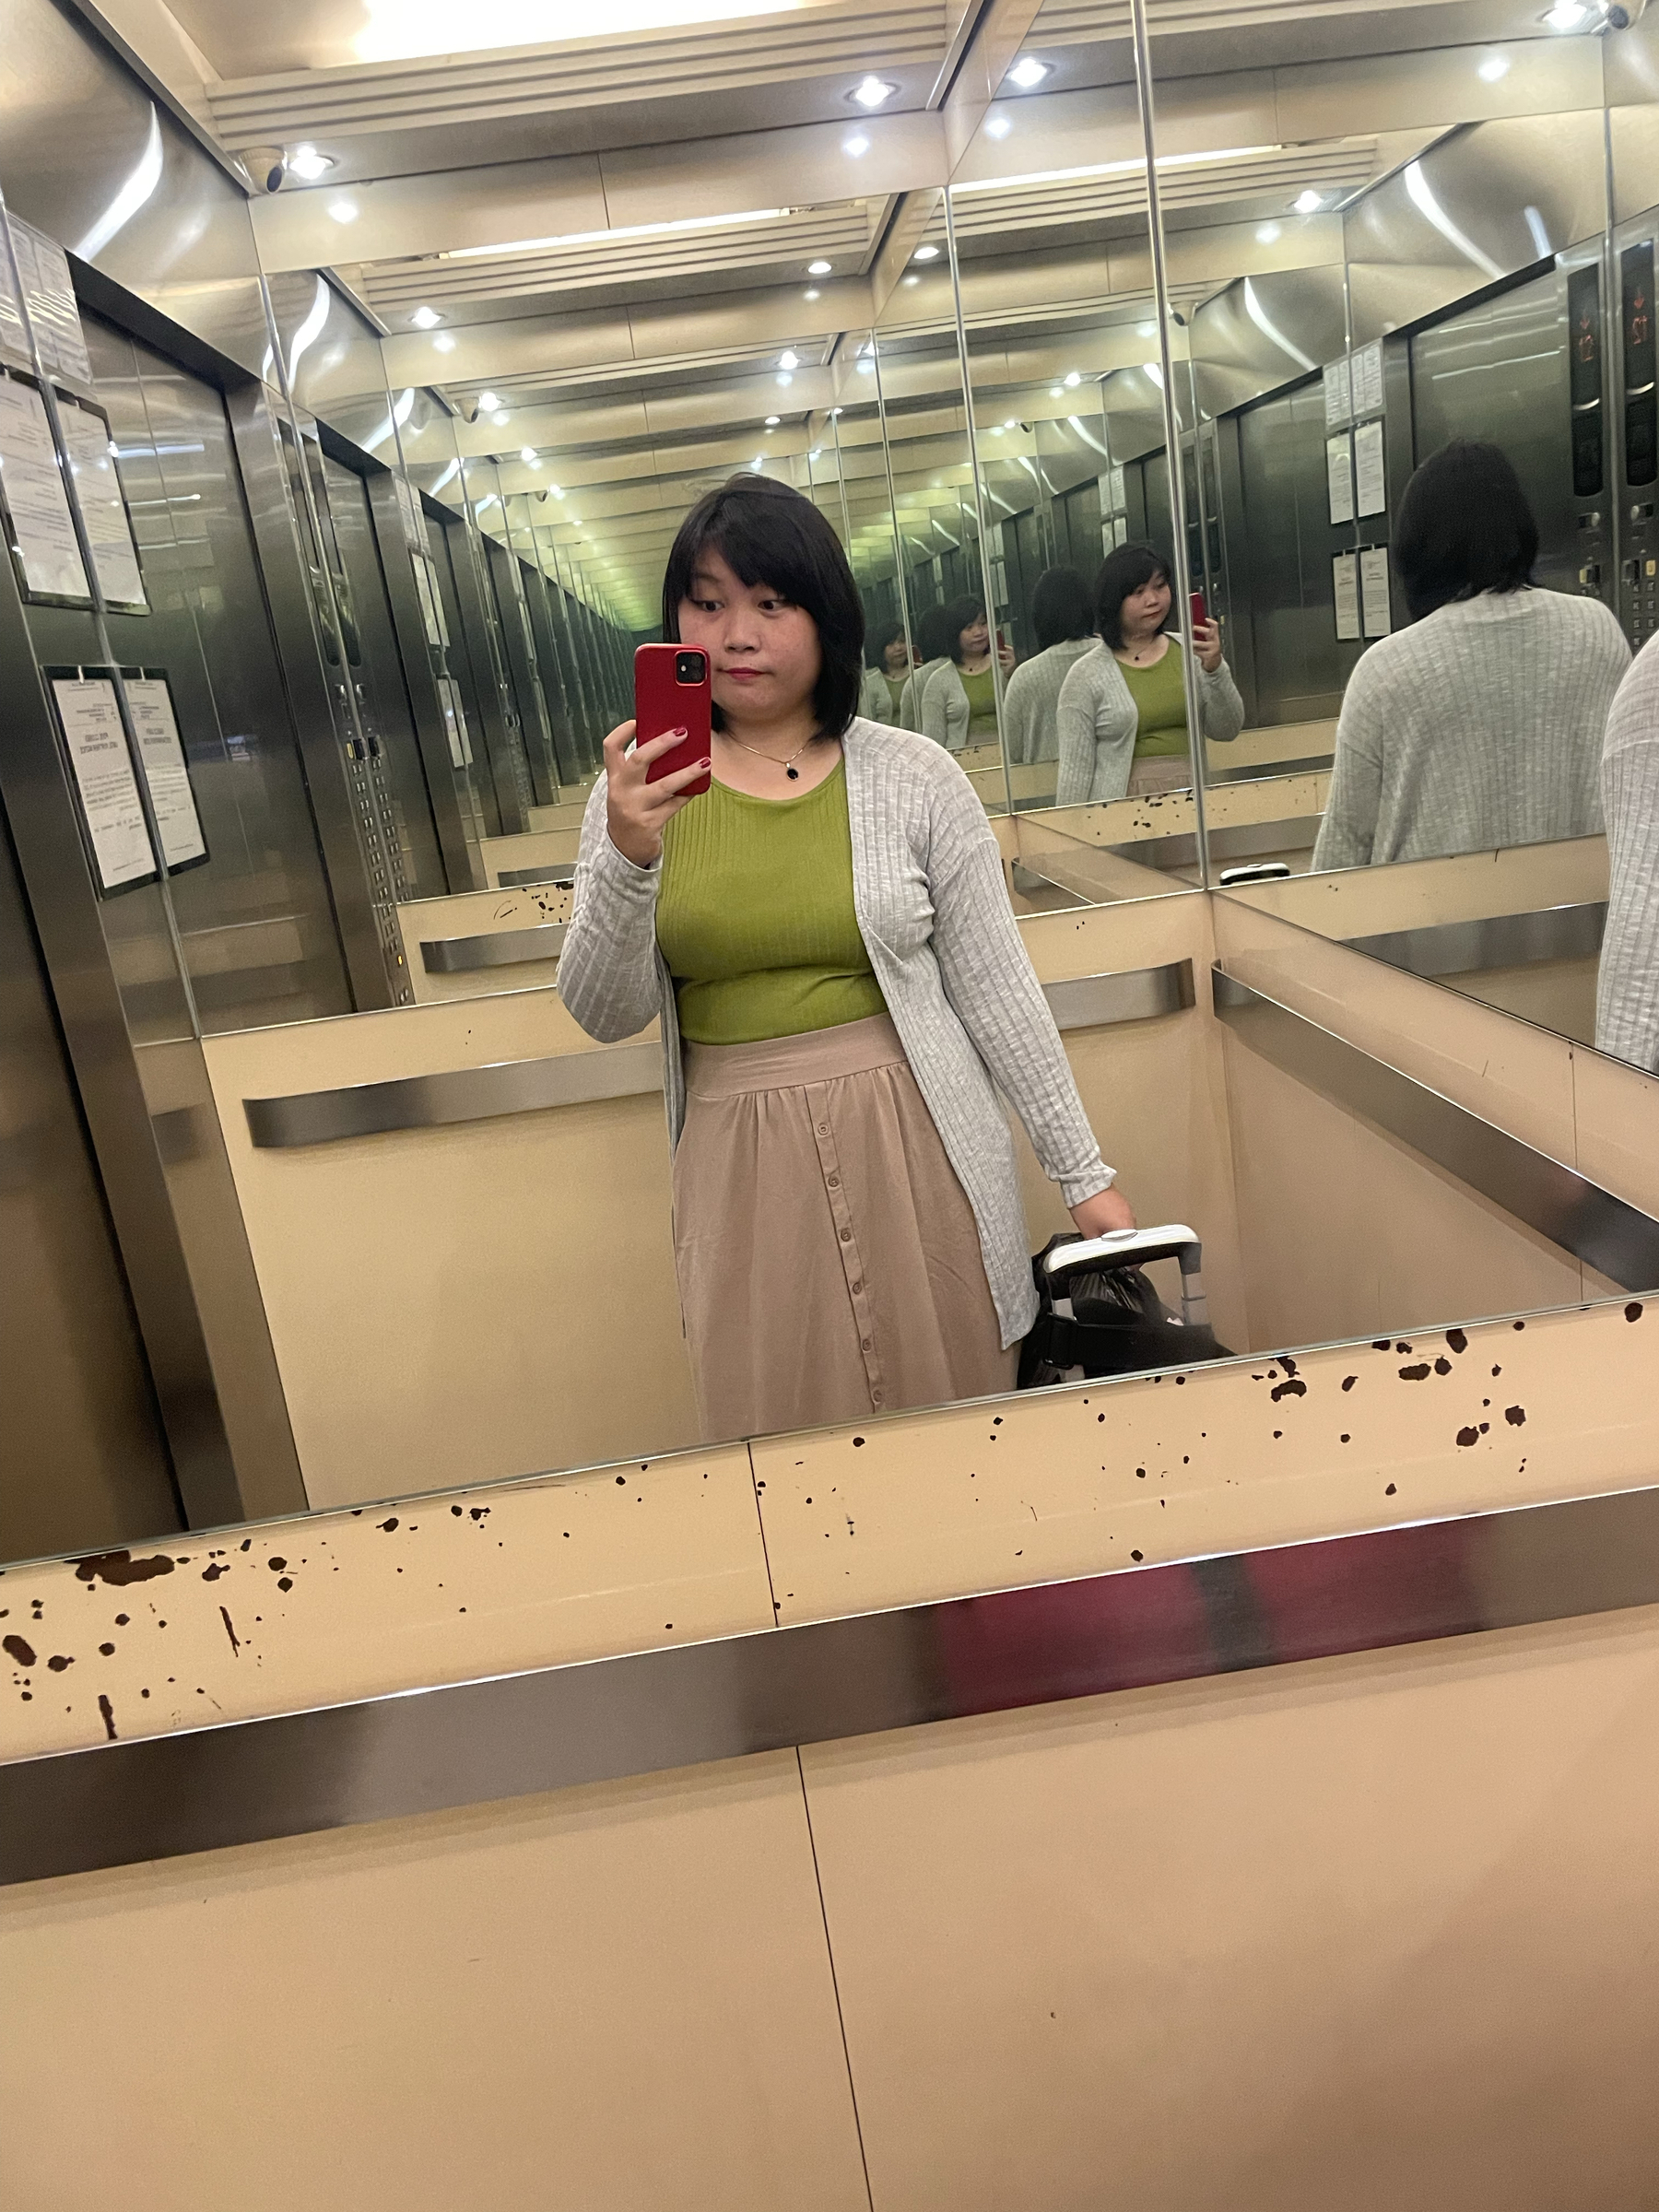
left=675, top=650, right=707, bottom=684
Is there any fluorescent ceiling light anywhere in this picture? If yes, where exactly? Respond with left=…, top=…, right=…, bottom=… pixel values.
left=984, top=114, right=1011, bottom=138
left=807, top=258, right=833, bottom=275
left=1006, top=55, right=1051, bottom=88
left=287, top=143, right=335, bottom=181
left=912, top=243, right=940, bottom=262
left=1477, top=53, right=1512, bottom=79
left=447, top=206, right=787, bottom=261
left=849, top=75, right=898, bottom=109
left=843, top=133, right=871, bottom=158
left=410, top=304, right=441, bottom=328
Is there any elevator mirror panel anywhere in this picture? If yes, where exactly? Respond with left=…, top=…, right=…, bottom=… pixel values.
left=942, top=49, right=1210, bottom=895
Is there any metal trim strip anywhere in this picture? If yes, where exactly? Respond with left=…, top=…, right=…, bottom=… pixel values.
left=241, top=964, right=1194, bottom=1146
left=1213, top=969, right=1659, bottom=1290
left=418, top=922, right=567, bottom=974
left=7, top=1473, right=1659, bottom=1886
left=1344, top=901, right=1607, bottom=981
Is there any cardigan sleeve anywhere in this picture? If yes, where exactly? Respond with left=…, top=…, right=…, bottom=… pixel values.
left=1198, top=656, right=1245, bottom=743
left=923, top=774, right=1116, bottom=1206
left=1597, top=644, right=1659, bottom=1073
left=1054, top=655, right=1100, bottom=806
left=554, top=774, right=664, bottom=1042
left=1311, top=663, right=1385, bottom=871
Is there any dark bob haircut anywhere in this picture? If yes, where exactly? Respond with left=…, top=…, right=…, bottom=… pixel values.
left=1031, top=566, right=1094, bottom=651
left=914, top=602, right=960, bottom=664
left=1094, top=541, right=1172, bottom=649
left=866, top=617, right=909, bottom=670
left=946, top=595, right=988, bottom=665
left=661, top=473, right=865, bottom=736
left=1394, top=438, right=1538, bottom=622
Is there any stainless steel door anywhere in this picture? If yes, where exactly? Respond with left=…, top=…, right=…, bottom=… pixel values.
left=0, top=807, right=181, bottom=1561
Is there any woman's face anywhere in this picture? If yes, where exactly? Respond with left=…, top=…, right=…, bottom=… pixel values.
left=1120, top=571, right=1171, bottom=637
left=883, top=633, right=912, bottom=675
left=959, top=612, right=990, bottom=659
left=679, top=546, right=822, bottom=724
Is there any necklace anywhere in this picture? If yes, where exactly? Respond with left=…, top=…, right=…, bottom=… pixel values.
left=721, top=730, right=818, bottom=781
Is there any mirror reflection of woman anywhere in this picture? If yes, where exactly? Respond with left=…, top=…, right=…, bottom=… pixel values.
left=1055, top=544, right=1242, bottom=803
left=1002, top=566, right=1096, bottom=766
left=900, top=602, right=958, bottom=732
left=559, top=474, right=1134, bottom=1444
left=923, top=596, right=1014, bottom=753
left=1314, top=441, right=1630, bottom=871
left=860, top=619, right=912, bottom=727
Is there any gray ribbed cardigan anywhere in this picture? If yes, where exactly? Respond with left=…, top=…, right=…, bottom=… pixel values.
left=1312, top=588, right=1629, bottom=871
left=558, top=719, right=1116, bottom=1346
left=1003, top=638, right=1098, bottom=765
left=899, top=657, right=947, bottom=733
left=922, top=663, right=973, bottom=752
left=1597, top=632, right=1659, bottom=1073
left=1055, top=639, right=1244, bottom=805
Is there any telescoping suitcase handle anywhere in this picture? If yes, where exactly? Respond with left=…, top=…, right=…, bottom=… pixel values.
left=1040, top=1223, right=1208, bottom=1329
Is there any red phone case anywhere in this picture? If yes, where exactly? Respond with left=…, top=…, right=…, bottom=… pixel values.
left=636, top=642, right=712, bottom=796
left=1189, top=591, right=1208, bottom=631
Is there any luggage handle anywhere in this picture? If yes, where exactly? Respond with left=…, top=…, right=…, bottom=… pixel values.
left=1041, top=1223, right=1208, bottom=1329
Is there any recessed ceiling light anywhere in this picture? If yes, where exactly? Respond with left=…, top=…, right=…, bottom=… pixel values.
left=1255, top=221, right=1282, bottom=244
left=548, top=484, right=564, bottom=497
left=1542, top=0, right=1590, bottom=24
left=1003, top=418, right=1018, bottom=428
left=1477, top=52, right=1512, bottom=78
left=1007, top=55, right=1052, bottom=88
left=843, top=133, right=872, bottom=158
left=779, top=350, right=799, bottom=371
left=410, top=304, right=441, bottom=328
left=326, top=197, right=359, bottom=223
left=478, top=391, right=500, bottom=410
left=1292, top=188, right=1325, bottom=215
left=849, top=75, right=898, bottom=109
left=807, top=259, right=833, bottom=276
left=287, top=144, right=335, bottom=181
left=765, top=414, right=782, bottom=426
left=984, top=114, right=1012, bottom=139
left=912, top=243, right=940, bottom=262
left=520, top=445, right=535, bottom=462
left=1064, top=370, right=1081, bottom=387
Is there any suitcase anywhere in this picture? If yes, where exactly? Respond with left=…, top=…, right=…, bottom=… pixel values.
left=1018, top=1224, right=1231, bottom=1387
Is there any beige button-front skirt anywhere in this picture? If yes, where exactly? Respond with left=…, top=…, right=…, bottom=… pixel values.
left=673, top=1012, right=1018, bottom=1442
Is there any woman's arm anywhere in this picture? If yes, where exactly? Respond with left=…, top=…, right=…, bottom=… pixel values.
left=1196, top=656, right=1245, bottom=744
left=922, top=668, right=955, bottom=748
left=1311, top=676, right=1383, bottom=872
left=1054, top=658, right=1099, bottom=806
left=555, top=776, right=665, bottom=1042
left=1598, top=653, right=1659, bottom=1074
left=924, top=776, right=1116, bottom=1208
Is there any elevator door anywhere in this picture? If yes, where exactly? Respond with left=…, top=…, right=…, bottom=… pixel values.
left=321, top=453, right=448, bottom=901
left=1233, top=386, right=1353, bottom=724
left=0, top=809, right=180, bottom=1560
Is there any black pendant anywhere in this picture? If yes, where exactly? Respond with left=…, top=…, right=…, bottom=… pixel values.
left=786, top=765, right=799, bottom=779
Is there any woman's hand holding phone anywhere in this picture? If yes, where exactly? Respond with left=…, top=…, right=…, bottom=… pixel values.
left=603, top=720, right=711, bottom=868
left=1194, top=618, right=1223, bottom=674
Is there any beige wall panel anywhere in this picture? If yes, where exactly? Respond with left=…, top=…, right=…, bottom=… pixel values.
left=0, top=1755, right=869, bottom=2212
left=1212, top=895, right=1583, bottom=1167
left=1571, top=1044, right=1659, bottom=1223
left=200, top=994, right=693, bottom=1507
left=754, top=1293, right=1659, bottom=1628
left=1229, top=837, right=1608, bottom=939
left=1206, top=716, right=1335, bottom=776
left=1221, top=1030, right=1587, bottom=1352
left=800, top=1611, right=1659, bottom=2212
left=0, top=1443, right=768, bottom=1760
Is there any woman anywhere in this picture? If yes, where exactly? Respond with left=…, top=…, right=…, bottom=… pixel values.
left=1595, top=636, right=1659, bottom=1071
left=1313, top=439, right=1630, bottom=871
left=1001, top=567, right=1097, bottom=766
left=559, top=473, right=1133, bottom=1443
left=1055, top=544, right=1242, bottom=804
left=900, top=602, right=959, bottom=733
left=923, top=596, right=1012, bottom=753
left=860, top=619, right=912, bottom=726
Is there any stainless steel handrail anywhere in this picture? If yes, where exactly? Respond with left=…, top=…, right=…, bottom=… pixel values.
left=1213, top=968, right=1659, bottom=1291
left=242, top=963, right=1195, bottom=1147
left=1343, top=900, right=1606, bottom=980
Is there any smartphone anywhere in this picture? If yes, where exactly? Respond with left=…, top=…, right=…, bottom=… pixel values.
left=1189, top=590, right=1209, bottom=631
left=636, top=642, right=712, bottom=796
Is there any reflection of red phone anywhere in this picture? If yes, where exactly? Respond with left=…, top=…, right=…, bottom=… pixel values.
left=1189, top=590, right=1208, bottom=630
left=637, top=643, right=712, bottom=796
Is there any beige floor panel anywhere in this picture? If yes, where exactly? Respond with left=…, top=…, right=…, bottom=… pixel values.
left=1229, top=835, right=1608, bottom=940
left=752, top=1296, right=1659, bottom=1628
left=0, top=1753, right=870, bottom=2212
left=0, top=1442, right=770, bottom=1759
left=800, top=1610, right=1659, bottom=2212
